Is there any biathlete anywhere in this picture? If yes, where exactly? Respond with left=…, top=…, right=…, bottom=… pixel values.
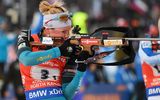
left=17, top=1, right=90, bottom=100
left=138, top=23, right=160, bottom=100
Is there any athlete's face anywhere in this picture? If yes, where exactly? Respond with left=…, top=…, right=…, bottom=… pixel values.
left=43, top=26, right=71, bottom=39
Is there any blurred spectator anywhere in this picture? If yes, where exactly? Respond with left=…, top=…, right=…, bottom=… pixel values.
left=115, top=63, right=137, bottom=100
left=104, top=66, right=118, bottom=83
left=73, top=64, right=108, bottom=100
left=151, top=5, right=160, bottom=23
left=73, top=64, right=97, bottom=100
left=0, top=17, right=18, bottom=100
left=0, top=16, right=16, bottom=79
left=92, top=0, right=103, bottom=20
left=129, top=0, right=148, bottom=16
left=72, top=11, right=89, bottom=34
left=0, top=27, right=23, bottom=100
left=1, top=60, right=25, bottom=100
left=148, top=24, right=159, bottom=38
left=116, top=18, right=129, bottom=27
left=2, top=0, right=14, bottom=7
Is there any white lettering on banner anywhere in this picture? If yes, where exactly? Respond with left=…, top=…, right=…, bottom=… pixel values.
left=30, top=82, right=46, bottom=89
left=42, top=62, right=54, bottom=66
left=30, top=81, right=61, bottom=89
left=149, top=88, right=160, bottom=95
left=29, top=90, right=47, bottom=99
left=151, top=78, right=160, bottom=86
left=42, top=61, right=59, bottom=67
left=49, top=89, right=63, bottom=95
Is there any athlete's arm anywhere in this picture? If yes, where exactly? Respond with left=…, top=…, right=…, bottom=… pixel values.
left=18, top=47, right=61, bottom=66
left=17, top=30, right=76, bottom=66
left=62, top=51, right=90, bottom=100
left=18, top=38, right=78, bottom=66
left=138, top=41, right=160, bottom=66
left=63, top=70, right=84, bottom=100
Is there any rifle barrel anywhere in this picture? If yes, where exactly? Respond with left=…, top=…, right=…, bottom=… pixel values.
left=125, top=38, right=160, bottom=41
left=108, top=37, right=160, bottom=41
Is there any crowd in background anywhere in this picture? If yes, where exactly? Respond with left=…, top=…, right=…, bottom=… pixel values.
left=0, top=0, right=159, bottom=100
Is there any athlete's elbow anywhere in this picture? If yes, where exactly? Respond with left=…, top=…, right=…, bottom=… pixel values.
left=19, top=59, right=32, bottom=66
left=23, top=61, right=31, bottom=66
left=19, top=56, right=33, bottom=66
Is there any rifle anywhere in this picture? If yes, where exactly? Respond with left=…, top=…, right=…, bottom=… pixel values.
left=28, top=27, right=160, bottom=65
left=69, top=27, right=160, bottom=65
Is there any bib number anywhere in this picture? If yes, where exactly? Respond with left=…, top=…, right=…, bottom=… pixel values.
left=31, top=66, right=60, bottom=81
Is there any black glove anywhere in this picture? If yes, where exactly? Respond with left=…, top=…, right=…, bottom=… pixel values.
left=59, top=39, right=80, bottom=57
left=72, top=25, right=81, bottom=34
left=17, top=30, right=31, bottom=57
left=66, top=45, right=82, bottom=65
left=77, top=51, right=90, bottom=72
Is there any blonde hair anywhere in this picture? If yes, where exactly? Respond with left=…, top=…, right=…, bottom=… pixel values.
left=39, top=0, right=67, bottom=15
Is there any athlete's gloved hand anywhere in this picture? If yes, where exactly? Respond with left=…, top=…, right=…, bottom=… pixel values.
left=17, top=30, right=31, bottom=57
left=59, top=39, right=81, bottom=57
left=17, top=31, right=30, bottom=48
left=77, top=51, right=90, bottom=72
left=72, top=25, right=81, bottom=34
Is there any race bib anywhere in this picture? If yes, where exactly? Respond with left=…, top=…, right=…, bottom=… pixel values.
left=30, top=66, right=60, bottom=81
